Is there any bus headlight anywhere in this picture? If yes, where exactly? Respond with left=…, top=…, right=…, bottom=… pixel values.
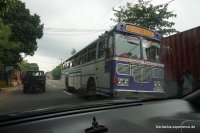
left=154, top=81, right=160, bottom=87
left=154, top=81, right=160, bottom=86
left=154, top=81, right=163, bottom=92
left=117, top=78, right=129, bottom=86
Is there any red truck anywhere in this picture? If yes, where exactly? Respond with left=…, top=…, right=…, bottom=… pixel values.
left=162, top=26, right=200, bottom=96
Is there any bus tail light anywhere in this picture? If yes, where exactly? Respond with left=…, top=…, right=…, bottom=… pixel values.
left=112, top=77, right=117, bottom=85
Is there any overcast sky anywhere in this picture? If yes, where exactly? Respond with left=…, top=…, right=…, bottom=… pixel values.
left=21, top=0, right=200, bottom=72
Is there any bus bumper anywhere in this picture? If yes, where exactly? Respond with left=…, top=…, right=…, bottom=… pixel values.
left=113, top=90, right=165, bottom=99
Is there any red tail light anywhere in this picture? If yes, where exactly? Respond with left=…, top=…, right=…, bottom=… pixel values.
left=112, top=77, right=117, bottom=85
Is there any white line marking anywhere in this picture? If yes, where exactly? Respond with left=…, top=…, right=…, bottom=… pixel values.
left=63, top=90, right=72, bottom=95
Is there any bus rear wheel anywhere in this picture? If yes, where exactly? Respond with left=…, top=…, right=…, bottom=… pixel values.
left=87, top=78, right=96, bottom=100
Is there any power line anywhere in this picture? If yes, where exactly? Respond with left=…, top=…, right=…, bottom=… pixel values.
left=44, top=28, right=106, bottom=32
left=93, top=0, right=123, bottom=29
left=39, top=66, right=53, bottom=69
left=28, top=58, right=59, bottom=65
left=166, top=0, right=175, bottom=4
left=78, top=0, right=123, bottom=45
left=44, top=31, right=103, bottom=36
left=95, top=0, right=123, bottom=30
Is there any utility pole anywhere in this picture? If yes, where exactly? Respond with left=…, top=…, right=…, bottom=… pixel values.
left=60, top=59, right=63, bottom=82
left=113, top=7, right=122, bottom=23
left=166, top=0, right=175, bottom=4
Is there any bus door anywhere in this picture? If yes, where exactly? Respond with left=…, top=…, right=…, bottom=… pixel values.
left=95, top=38, right=110, bottom=94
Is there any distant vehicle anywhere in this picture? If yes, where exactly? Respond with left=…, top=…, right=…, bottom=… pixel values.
left=22, top=71, right=46, bottom=93
left=162, top=26, right=200, bottom=96
left=61, top=22, right=164, bottom=98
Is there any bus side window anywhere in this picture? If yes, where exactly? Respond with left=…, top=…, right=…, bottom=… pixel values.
left=87, top=42, right=97, bottom=62
left=67, top=62, right=69, bottom=68
left=74, top=58, right=78, bottom=66
left=64, top=63, right=66, bottom=69
left=106, top=35, right=113, bottom=58
left=98, top=38, right=106, bottom=58
left=80, top=54, right=85, bottom=64
left=69, top=61, right=72, bottom=68
left=79, top=49, right=87, bottom=64
left=66, top=63, right=68, bottom=68
left=72, top=54, right=79, bottom=66
left=72, top=60, right=75, bottom=67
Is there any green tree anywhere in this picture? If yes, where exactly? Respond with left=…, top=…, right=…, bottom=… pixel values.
left=71, top=48, right=76, bottom=55
left=0, top=0, right=43, bottom=71
left=30, top=63, right=39, bottom=70
left=51, top=65, right=61, bottom=80
left=0, top=0, right=18, bottom=80
left=19, top=60, right=32, bottom=72
left=0, top=18, right=20, bottom=68
left=2, top=0, right=44, bottom=56
left=114, top=0, right=177, bottom=35
left=0, top=0, right=16, bottom=16
left=0, top=0, right=19, bottom=69
left=19, top=60, right=39, bottom=72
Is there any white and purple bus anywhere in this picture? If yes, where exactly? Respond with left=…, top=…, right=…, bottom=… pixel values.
left=61, top=23, right=164, bottom=98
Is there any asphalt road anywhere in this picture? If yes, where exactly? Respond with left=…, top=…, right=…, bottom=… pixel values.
left=0, top=80, right=88, bottom=115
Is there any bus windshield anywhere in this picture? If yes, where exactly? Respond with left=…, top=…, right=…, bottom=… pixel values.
left=142, top=39, right=161, bottom=62
left=115, top=34, right=140, bottom=59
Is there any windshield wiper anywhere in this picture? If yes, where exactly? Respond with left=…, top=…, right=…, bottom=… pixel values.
left=126, top=41, right=140, bottom=57
left=127, top=40, right=139, bottom=45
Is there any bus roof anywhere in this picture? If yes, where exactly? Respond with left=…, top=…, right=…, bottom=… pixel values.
left=65, top=31, right=110, bottom=62
left=63, top=23, right=161, bottom=63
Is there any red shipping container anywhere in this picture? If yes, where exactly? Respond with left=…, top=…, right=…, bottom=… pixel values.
left=162, top=26, right=200, bottom=90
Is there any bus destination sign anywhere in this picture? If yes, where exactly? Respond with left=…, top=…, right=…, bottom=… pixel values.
left=125, top=24, right=155, bottom=38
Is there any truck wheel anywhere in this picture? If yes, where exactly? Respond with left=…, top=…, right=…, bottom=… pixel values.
left=42, top=84, right=46, bottom=93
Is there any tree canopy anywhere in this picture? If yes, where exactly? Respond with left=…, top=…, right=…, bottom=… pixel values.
left=0, top=0, right=16, bottom=16
left=30, top=63, right=39, bottom=71
left=71, top=48, right=76, bottom=55
left=0, top=0, right=19, bottom=68
left=19, top=60, right=39, bottom=72
left=114, top=0, right=177, bottom=35
left=0, top=18, right=20, bottom=67
left=3, top=0, right=44, bottom=56
left=0, top=0, right=43, bottom=70
left=51, top=65, right=61, bottom=80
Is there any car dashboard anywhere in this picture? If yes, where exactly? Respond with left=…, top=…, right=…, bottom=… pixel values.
left=0, top=99, right=199, bottom=133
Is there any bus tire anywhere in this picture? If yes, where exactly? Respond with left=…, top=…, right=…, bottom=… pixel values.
left=87, top=78, right=96, bottom=100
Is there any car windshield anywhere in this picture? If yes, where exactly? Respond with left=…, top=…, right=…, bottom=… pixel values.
left=0, top=0, right=199, bottom=118
left=28, top=71, right=44, bottom=76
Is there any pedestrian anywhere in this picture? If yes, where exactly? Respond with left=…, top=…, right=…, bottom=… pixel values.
left=181, top=70, right=194, bottom=96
